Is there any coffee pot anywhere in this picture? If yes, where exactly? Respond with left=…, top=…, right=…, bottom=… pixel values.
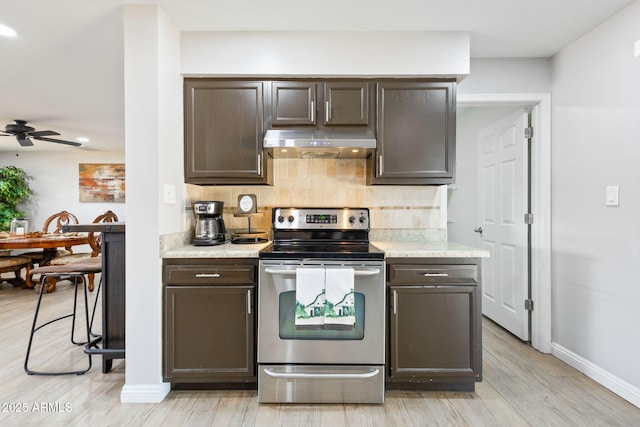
left=193, top=201, right=227, bottom=246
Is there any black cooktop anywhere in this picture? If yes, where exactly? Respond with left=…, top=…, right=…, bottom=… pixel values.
left=259, top=242, right=384, bottom=260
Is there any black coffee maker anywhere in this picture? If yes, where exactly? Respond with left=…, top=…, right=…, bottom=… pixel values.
left=193, top=201, right=227, bottom=246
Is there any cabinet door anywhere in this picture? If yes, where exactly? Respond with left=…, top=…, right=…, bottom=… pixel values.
left=270, top=81, right=317, bottom=126
left=184, top=79, right=271, bottom=185
left=323, top=82, right=370, bottom=126
left=370, top=81, right=456, bottom=185
left=164, top=285, right=255, bottom=382
left=388, top=285, right=479, bottom=381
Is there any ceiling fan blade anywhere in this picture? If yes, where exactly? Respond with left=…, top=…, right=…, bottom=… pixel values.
left=17, top=136, right=34, bottom=146
left=28, top=130, right=60, bottom=137
left=32, top=135, right=81, bottom=147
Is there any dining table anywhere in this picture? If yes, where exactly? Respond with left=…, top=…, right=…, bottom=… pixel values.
left=0, top=233, right=89, bottom=287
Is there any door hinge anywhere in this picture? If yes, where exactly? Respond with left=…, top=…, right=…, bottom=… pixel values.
left=524, top=213, right=534, bottom=224
left=524, top=299, right=534, bottom=311
left=524, top=127, right=534, bottom=139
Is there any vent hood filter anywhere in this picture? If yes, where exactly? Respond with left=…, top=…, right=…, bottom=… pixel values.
left=264, top=129, right=376, bottom=159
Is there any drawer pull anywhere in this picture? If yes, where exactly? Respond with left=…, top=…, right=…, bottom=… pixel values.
left=195, top=273, right=221, bottom=278
left=423, top=273, right=449, bottom=277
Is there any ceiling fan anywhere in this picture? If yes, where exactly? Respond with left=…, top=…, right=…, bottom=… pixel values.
left=0, top=119, right=81, bottom=147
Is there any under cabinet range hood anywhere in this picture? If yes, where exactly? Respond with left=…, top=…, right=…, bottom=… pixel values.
left=263, top=129, right=376, bottom=159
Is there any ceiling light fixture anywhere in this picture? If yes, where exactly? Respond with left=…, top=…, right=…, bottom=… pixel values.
left=76, top=137, right=90, bottom=143
left=0, top=24, right=17, bottom=38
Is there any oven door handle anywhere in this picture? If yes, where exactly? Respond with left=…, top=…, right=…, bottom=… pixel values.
left=263, top=368, right=380, bottom=379
left=264, top=268, right=381, bottom=277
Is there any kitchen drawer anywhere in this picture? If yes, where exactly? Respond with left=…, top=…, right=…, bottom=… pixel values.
left=388, top=264, right=477, bottom=285
left=165, top=264, right=256, bottom=285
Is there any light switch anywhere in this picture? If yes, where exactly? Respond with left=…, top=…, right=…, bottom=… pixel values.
left=163, top=184, right=176, bottom=204
left=606, top=186, right=619, bottom=207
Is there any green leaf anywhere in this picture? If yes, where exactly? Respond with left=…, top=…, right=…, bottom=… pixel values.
left=0, top=166, right=32, bottom=231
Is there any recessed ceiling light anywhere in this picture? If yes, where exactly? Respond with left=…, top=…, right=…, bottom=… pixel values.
left=0, top=24, right=17, bottom=38
left=76, top=137, right=90, bottom=143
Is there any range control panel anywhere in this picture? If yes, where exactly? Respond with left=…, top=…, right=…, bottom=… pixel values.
left=273, top=208, right=370, bottom=230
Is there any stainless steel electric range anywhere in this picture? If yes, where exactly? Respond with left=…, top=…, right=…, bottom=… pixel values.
left=258, top=207, right=385, bottom=404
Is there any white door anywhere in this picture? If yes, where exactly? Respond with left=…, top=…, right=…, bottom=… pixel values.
left=478, top=110, right=529, bottom=341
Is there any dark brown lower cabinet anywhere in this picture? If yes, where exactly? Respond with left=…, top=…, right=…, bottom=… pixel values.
left=386, top=259, right=482, bottom=391
left=163, top=259, right=257, bottom=388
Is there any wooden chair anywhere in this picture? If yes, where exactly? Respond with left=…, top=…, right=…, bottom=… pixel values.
left=40, top=211, right=119, bottom=293
left=0, top=255, right=32, bottom=287
left=22, top=211, right=80, bottom=266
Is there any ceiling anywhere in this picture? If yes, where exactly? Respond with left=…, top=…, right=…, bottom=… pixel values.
left=0, top=0, right=635, bottom=153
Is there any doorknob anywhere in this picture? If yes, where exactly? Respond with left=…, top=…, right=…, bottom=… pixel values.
left=474, top=227, right=483, bottom=234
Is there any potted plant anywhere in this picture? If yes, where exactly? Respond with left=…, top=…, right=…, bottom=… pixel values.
left=0, top=166, right=32, bottom=232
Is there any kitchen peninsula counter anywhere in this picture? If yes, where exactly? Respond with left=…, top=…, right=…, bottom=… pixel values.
left=372, top=241, right=489, bottom=258
left=162, top=240, right=489, bottom=259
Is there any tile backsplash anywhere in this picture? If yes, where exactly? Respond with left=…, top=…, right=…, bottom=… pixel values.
left=185, top=159, right=446, bottom=241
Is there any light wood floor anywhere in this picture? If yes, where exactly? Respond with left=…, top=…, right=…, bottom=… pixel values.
left=0, top=278, right=639, bottom=426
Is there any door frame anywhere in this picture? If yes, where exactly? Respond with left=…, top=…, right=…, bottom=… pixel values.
left=458, top=92, right=551, bottom=353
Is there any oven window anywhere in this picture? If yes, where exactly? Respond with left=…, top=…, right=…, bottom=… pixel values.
left=278, top=291, right=365, bottom=340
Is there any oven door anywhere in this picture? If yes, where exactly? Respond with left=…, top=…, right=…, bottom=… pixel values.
left=258, top=260, right=385, bottom=403
left=258, top=259, right=385, bottom=365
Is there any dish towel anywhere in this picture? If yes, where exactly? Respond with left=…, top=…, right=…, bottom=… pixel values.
left=324, top=268, right=355, bottom=326
left=295, top=268, right=326, bottom=326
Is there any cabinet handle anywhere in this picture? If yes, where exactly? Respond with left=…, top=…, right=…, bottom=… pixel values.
left=310, top=101, right=314, bottom=122
left=377, top=154, right=383, bottom=177
left=195, top=273, right=220, bottom=278
left=247, top=289, right=252, bottom=315
left=423, top=273, right=449, bottom=277
left=325, top=101, right=330, bottom=122
left=393, top=289, right=397, bottom=315
left=257, top=154, right=262, bottom=176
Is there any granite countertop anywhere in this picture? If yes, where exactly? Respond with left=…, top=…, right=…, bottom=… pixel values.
left=163, top=240, right=488, bottom=259
left=163, top=241, right=271, bottom=258
left=371, top=241, right=490, bottom=258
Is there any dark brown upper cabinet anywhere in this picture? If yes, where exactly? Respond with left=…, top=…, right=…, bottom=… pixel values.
left=268, top=80, right=373, bottom=129
left=184, top=79, right=272, bottom=185
left=367, top=80, right=456, bottom=185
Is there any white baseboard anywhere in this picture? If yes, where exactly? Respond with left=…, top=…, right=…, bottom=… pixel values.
left=552, top=343, right=640, bottom=408
left=120, top=383, right=171, bottom=403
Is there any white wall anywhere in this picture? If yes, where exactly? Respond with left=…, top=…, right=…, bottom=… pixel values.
left=550, top=0, right=640, bottom=405
left=120, top=4, right=181, bottom=403
left=182, top=31, right=470, bottom=79
left=458, top=58, right=551, bottom=94
left=2, top=150, right=125, bottom=245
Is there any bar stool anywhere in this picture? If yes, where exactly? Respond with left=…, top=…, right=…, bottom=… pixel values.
left=24, top=257, right=102, bottom=375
